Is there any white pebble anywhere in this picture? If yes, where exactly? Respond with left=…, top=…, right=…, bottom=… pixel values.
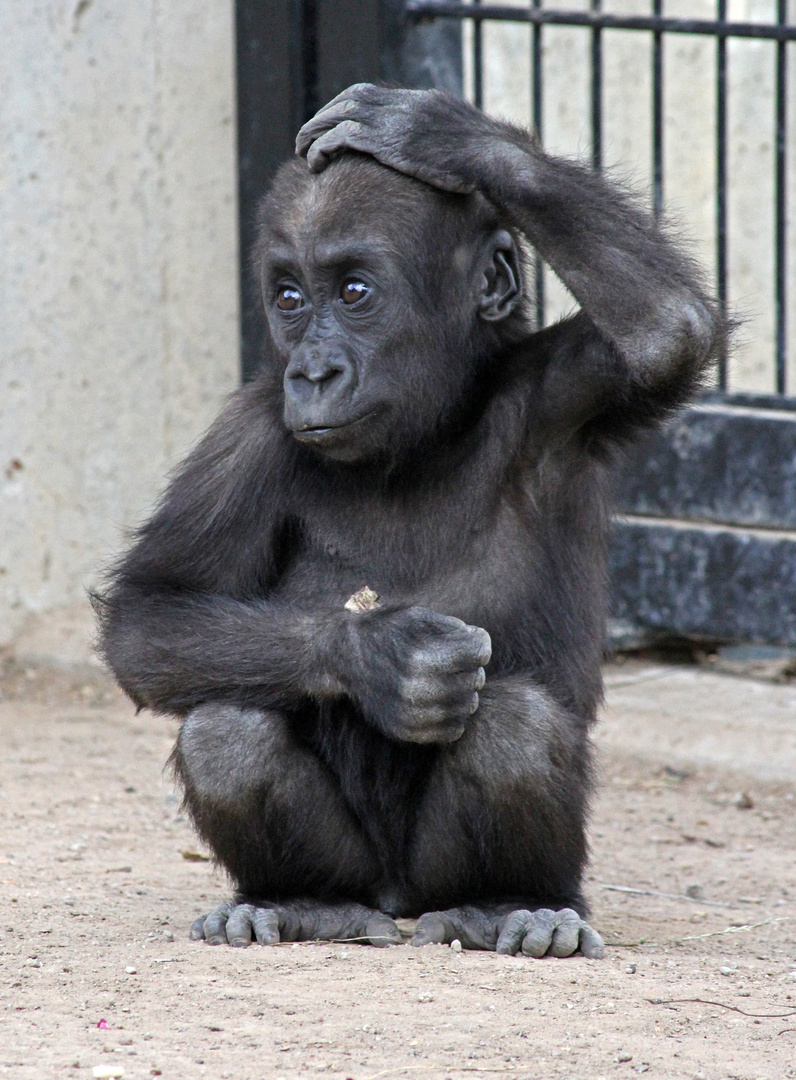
left=450, top=938, right=463, bottom=953
left=124, top=966, right=137, bottom=975
left=92, top=1068, right=125, bottom=1079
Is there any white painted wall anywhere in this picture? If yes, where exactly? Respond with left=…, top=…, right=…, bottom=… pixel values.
left=0, top=0, right=239, bottom=664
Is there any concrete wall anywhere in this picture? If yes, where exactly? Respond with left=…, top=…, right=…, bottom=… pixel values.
left=0, top=0, right=239, bottom=664
left=468, top=0, right=796, bottom=394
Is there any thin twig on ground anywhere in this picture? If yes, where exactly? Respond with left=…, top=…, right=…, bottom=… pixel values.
left=602, top=883, right=736, bottom=907
left=605, top=916, right=788, bottom=949
left=363, top=1066, right=532, bottom=1080
left=648, top=997, right=796, bottom=1019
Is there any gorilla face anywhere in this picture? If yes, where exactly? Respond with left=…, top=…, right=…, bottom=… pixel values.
left=257, top=156, right=522, bottom=463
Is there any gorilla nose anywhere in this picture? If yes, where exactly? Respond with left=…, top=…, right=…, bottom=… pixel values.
left=285, top=352, right=347, bottom=393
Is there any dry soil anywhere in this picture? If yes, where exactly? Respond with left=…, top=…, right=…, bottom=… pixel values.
left=1, top=658, right=795, bottom=1080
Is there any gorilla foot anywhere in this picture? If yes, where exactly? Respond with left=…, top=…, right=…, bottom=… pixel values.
left=411, top=904, right=604, bottom=958
left=189, top=898, right=403, bottom=948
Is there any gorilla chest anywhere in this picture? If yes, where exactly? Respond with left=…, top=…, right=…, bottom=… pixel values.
left=274, top=492, right=545, bottom=624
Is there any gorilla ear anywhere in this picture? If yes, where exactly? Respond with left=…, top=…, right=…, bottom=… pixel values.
left=478, top=229, right=522, bottom=322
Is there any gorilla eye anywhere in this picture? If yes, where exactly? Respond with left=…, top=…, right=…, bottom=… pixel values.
left=277, top=286, right=304, bottom=312
left=340, top=280, right=369, bottom=305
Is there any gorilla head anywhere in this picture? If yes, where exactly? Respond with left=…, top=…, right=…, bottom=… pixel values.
left=256, top=154, right=523, bottom=463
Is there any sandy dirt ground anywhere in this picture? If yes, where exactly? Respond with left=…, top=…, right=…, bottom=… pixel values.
left=1, top=657, right=796, bottom=1080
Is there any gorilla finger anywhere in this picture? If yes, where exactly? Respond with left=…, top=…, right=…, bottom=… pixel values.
left=312, top=82, right=383, bottom=116
left=495, top=909, right=534, bottom=955
left=468, top=691, right=480, bottom=715
left=432, top=627, right=491, bottom=671
left=419, top=631, right=491, bottom=676
left=579, top=923, right=606, bottom=959
left=404, top=669, right=482, bottom=706
left=411, top=911, right=452, bottom=947
left=203, top=906, right=232, bottom=946
left=365, top=913, right=403, bottom=948
left=466, top=627, right=492, bottom=667
left=548, top=909, right=582, bottom=958
left=295, top=102, right=367, bottom=156
left=225, top=904, right=256, bottom=948
left=252, top=907, right=281, bottom=946
left=305, top=122, right=372, bottom=173
left=189, top=914, right=209, bottom=941
left=519, top=909, right=558, bottom=958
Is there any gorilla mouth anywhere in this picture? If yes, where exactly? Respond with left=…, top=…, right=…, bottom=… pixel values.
left=292, top=411, right=378, bottom=444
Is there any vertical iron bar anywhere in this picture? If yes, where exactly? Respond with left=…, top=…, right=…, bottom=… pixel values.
left=473, top=0, right=483, bottom=109
left=775, top=0, right=788, bottom=394
left=532, top=0, right=545, bottom=328
left=302, top=0, right=319, bottom=122
left=591, top=0, right=603, bottom=171
left=652, top=0, right=664, bottom=221
left=716, top=0, right=728, bottom=388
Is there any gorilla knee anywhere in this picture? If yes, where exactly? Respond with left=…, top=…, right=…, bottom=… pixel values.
left=175, top=704, right=281, bottom=805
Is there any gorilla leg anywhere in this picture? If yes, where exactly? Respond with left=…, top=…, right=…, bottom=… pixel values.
left=173, top=704, right=400, bottom=946
left=407, top=677, right=604, bottom=957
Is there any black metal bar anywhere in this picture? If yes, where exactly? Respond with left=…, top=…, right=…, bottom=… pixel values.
left=775, top=0, right=788, bottom=394
left=406, top=3, right=796, bottom=41
left=302, top=0, right=319, bottom=122
left=236, top=0, right=300, bottom=381
left=315, top=0, right=380, bottom=110
left=532, top=0, right=544, bottom=329
left=652, top=0, right=663, bottom=220
left=591, top=0, right=602, bottom=172
left=716, top=0, right=728, bottom=389
left=472, top=0, right=483, bottom=109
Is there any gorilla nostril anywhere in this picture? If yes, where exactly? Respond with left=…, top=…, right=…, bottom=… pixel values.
left=309, top=365, right=344, bottom=385
left=286, top=357, right=346, bottom=386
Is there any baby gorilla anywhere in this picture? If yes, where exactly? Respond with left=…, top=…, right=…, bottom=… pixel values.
left=96, top=85, right=722, bottom=957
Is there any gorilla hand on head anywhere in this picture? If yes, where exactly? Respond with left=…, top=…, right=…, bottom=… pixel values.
left=295, top=84, right=496, bottom=195
left=343, top=606, right=492, bottom=744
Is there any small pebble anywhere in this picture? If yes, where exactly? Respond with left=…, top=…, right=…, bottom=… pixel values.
left=92, top=1068, right=125, bottom=1079
left=625, top=964, right=637, bottom=974
left=124, top=966, right=137, bottom=975
left=450, top=938, right=463, bottom=953
left=162, top=931, right=174, bottom=942
left=719, top=966, right=734, bottom=976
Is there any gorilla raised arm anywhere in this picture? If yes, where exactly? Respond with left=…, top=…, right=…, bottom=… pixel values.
left=96, top=86, right=722, bottom=956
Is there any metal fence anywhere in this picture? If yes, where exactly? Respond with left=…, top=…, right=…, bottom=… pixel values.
left=407, top=1, right=796, bottom=396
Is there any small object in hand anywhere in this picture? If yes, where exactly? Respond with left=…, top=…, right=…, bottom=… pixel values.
left=344, top=586, right=381, bottom=613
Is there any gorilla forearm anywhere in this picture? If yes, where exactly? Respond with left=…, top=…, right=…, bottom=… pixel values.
left=99, top=590, right=490, bottom=740
left=98, top=590, right=347, bottom=714
left=474, top=136, right=722, bottom=378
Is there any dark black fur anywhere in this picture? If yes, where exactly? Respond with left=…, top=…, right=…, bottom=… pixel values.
left=95, top=87, right=723, bottom=953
